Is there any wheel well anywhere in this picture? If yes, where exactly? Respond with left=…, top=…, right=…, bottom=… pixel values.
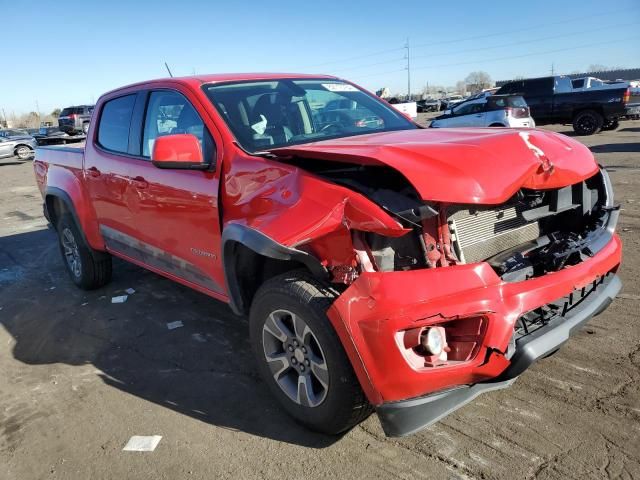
left=229, top=241, right=310, bottom=315
left=573, top=107, right=604, bottom=120
left=14, top=143, right=34, bottom=152
left=45, top=195, right=68, bottom=229
left=488, top=123, right=505, bottom=127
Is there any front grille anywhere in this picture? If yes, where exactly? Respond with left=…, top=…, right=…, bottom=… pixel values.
left=448, top=204, right=540, bottom=263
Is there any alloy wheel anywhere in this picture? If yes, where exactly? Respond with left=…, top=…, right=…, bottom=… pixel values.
left=262, top=309, right=329, bottom=407
left=16, top=147, right=30, bottom=159
left=62, top=227, right=82, bottom=278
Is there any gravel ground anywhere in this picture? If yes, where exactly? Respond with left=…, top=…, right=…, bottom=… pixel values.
left=1, top=120, right=639, bottom=480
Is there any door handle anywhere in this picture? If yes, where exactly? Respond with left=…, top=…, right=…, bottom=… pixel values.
left=132, top=176, right=148, bottom=189
left=87, top=166, right=101, bottom=177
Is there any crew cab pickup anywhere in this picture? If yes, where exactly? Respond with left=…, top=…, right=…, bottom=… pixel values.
left=34, top=73, right=622, bottom=437
left=496, top=75, right=632, bottom=135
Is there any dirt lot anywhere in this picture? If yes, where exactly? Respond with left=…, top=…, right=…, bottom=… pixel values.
left=1, top=120, right=639, bottom=480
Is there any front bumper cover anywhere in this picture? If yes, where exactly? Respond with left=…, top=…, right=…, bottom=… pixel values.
left=376, top=272, right=621, bottom=437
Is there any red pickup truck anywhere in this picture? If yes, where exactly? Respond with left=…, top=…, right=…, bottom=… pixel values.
left=34, top=73, right=622, bottom=437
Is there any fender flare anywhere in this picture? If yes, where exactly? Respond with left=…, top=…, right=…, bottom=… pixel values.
left=221, top=223, right=328, bottom=315
left=44, top=187, right=104, bottom=258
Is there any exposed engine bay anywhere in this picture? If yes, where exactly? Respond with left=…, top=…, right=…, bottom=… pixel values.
left=285, top=158, right=616, bottom=284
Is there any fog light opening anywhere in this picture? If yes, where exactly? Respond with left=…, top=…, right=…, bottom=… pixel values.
left=419, top=326, right=450, bottom=367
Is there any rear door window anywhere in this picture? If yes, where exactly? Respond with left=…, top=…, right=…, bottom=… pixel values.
left=97, top=95, right=136, bottom=153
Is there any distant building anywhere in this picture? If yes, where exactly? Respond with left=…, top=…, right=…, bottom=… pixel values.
left=496, top=67, right=640, bottom=87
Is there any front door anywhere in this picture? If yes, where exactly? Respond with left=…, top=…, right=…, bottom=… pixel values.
left=122, top=88, right=225, bottom=297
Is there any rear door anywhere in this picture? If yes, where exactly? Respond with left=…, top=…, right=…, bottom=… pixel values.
left=121, top=87, right=226, bottom=297
left=84, top=93, right=139, bottom=240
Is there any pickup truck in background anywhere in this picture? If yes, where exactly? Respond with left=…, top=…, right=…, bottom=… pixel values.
left=34, top=73, right=622, bottom=437
left=58, top=105, right=95, bottom=135
left=496, top=75, right=632, bottom=135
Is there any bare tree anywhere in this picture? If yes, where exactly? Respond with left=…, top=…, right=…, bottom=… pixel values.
left=51, top=108, right=61, bottom=118
left=455, top=81, right=467, bottom=95
left=588, top=64, right=608, bottom=72
left=465, top=71, right=493, bottom=92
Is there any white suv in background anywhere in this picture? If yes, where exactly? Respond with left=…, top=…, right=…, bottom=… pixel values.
left=430, top=95, right=535, bottom=128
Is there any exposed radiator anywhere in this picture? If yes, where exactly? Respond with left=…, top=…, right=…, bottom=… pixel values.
left=448, top=204, right=541, bottom=264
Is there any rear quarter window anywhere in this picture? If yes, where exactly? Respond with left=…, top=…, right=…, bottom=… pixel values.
left=97, top=95, right=136, bottom=153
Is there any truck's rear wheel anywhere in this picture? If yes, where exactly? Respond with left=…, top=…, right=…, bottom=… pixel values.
left=249, top=271, right=372, bottom=434
left=573, top=110, right=603, bottom=135
left=57, top=213, right=112, bottom=289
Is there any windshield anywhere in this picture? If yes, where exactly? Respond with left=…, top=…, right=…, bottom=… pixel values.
left=203, top=79, right=417, bottom=152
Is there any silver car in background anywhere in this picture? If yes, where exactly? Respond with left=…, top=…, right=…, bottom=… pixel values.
left=430, top=95, right=535, bottom=128
left=0, top=131, right=38, bottom=161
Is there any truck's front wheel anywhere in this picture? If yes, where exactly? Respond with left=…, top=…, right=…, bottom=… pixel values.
left=57, top=213, right=112, bottom=289
left=573, top=110, right=603, bottom=135
left=249, top=271, right=372, bottom=435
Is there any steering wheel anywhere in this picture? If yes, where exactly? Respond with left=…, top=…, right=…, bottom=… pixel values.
left=320, top=122, right=345, bottom=134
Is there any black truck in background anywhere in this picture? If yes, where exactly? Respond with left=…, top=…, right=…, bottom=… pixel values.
left=495, top=76, right=632, bottom=135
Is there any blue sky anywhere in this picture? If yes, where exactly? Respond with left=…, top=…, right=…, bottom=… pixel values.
left=1, top=0, right=639, bottom=114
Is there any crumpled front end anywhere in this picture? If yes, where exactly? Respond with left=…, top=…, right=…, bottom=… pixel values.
left=323, top=168, right=622, bottom=436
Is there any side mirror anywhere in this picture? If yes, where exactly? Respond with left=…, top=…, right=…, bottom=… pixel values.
left=151, top=134, right=209, bottom=170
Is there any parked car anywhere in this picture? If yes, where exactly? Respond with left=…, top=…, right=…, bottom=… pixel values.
left=439, top=95, right=464, bottom=111
left=35, top=73, right=621, bottom=437
left=495, top=75, right=631, bottom=134
left=58, top=105, right=94, bottom=134
left=0, top=128, right=30, bottom=138
left=32, top=127, right=74, bottom=145
left=0, top=132, right=37, bottom=160
left=430, top=95, right=535, bottom=128
left=417, top=98, right=440, bottom=112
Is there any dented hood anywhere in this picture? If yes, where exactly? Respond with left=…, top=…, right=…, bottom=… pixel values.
left=270, top=128, right=599, bottom=204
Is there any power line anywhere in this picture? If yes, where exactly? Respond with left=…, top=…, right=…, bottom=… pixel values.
left=409, top=35, right=640, bottom=72
left=345, top=35, right=639, bottom=82
left=300, top=7, right=633, bottom=69
left=328, top=20, right=634, bottom=76
left=409, top=22, right=637, bottom=62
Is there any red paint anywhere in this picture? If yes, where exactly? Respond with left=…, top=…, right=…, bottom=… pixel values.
left=34, top=73, right=622, bottom=409
left=152, top=134, right=203, bottom=163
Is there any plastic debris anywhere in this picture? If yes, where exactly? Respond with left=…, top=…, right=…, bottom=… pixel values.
left=111, top=295, right=128, bottom=304
left=81, top=302, right=89, bottom=306
left=125, top=288, right=136, bottom=295
left=617, top=293, right=640, bottom=301
left=191, top=333, right=207, bottom=343
left=122, top=435, right=162, bottom=452
left=167, top=321, right=184, bottom=330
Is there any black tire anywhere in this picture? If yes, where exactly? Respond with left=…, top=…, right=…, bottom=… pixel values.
left=249, top=270, right=372, bottom=435
left=489, top=123, right=505, bottom=127
left=573, top=110, right=603, bottom=135
left=601, top=119, right=619, bottom=131
left=14, top=145, right=33, bottom=161
left=57, top=213, right=112, bottom=289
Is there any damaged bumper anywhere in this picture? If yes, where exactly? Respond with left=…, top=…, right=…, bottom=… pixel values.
left=376, top=272, right=621, bottom=437
left=326, top=230, right=622, bottom=436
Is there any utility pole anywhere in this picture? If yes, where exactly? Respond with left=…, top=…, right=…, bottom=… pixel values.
left=551, top=62, right=555, bottom=75
left=405, top=38, right=411, bottom=100
left=35, top=99, right=41, bottom=126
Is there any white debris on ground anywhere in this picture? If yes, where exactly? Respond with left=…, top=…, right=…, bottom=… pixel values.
left=191, top=333, right=207, bottom=343
left=166, top=321, right=184, bottom=330
left=125, top=288, right=136, bottom=295
left=122, top=435, right=162, bottom=452
left=111, top=295, right=128, bottom=304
